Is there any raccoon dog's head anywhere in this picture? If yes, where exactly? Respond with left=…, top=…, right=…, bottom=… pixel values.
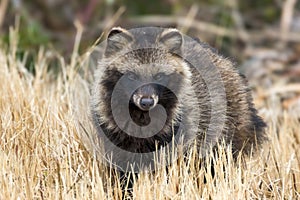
left=95, top=27, right=193, bottom=130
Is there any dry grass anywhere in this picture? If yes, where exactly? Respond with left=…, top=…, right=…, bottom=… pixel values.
left=0, top=28, right=300, bottom=200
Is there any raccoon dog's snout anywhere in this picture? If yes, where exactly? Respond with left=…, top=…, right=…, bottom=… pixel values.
left=132, top=84, right=159, bottom=111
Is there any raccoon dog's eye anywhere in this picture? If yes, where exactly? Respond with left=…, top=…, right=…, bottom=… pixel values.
left=127, top=72, right=138, bottom=81
left=153, top=73, right=166, bottom=81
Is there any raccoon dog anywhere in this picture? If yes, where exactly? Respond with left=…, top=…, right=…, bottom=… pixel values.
left=90, top=27, right=266, bottom=177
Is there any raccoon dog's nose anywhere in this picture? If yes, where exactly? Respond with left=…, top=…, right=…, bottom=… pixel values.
left=140, top=97, right=155, bottom=110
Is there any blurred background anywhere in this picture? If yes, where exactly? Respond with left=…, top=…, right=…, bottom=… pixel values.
left=0, top=0, right=300, bottom=113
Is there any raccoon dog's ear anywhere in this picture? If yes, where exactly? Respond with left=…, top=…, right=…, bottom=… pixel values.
left=105, top=27, right=133, bottom=57
left=158, top=28, right=183, bottom=55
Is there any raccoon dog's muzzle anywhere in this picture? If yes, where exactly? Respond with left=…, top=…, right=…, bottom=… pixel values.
left=132, top=84, right=159, bottom=111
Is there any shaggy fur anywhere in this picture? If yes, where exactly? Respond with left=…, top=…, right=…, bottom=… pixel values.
left=90, top=27, right=266, bottom=159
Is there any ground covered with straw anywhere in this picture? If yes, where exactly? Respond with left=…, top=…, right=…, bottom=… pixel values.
left=1, top=30, right=299, bottom=199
